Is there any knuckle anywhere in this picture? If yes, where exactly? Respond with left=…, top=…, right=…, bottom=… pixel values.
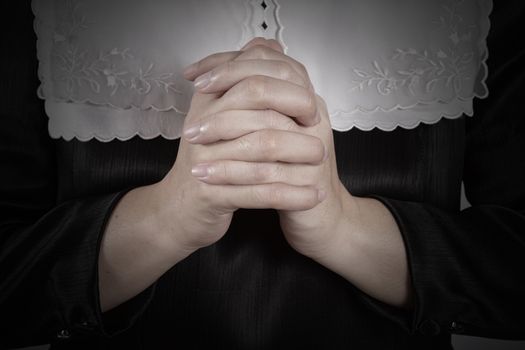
left=268, top=186, right=284, bottom=206
left=242, top=76, right=267, bottom=100
left=255, top=109, right=273, bottom=127
left=282, top=116, right=299, bottom=132
left=224, top=60, right=235, bottom=76
left=253, top=163, right=272, bottom=182
left=259, top=184, right=284, bottom=206
left=235, top=135, right=253, bottom=153
left=276, top=61, right=293, bottom=81
left=249, top=44, right=271, bottom=59
left=271, top=163, right=286, bottom=182
left=264, top=110, right=283, bottom=128
left=257, top=130, right=278, bottom=159
left=298, top=62, right=309, bottom=79
left=205, top=113, right=220, bottom=135
left=251, top=185, right=266, bottom=204
left=260, top=110, right=296, bottom=132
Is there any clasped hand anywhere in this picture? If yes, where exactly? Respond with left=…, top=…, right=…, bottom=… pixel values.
left=125, top=38, right=410, bottom=309
left=158, top=38, right=354, bottom=261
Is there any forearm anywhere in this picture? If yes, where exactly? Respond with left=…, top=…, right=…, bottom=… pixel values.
left=310, top=184, right=413, bottom=308
left=98, top=184, right=192, bottom=312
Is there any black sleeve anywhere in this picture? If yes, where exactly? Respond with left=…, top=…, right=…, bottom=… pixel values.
left=372, top=0, right=525, bottom=339
left=0, top=3, right=155, bottom=348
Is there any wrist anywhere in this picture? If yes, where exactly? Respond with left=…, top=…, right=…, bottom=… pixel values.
left=318, top=194, right=413, bottom=308
left=148, top=179, right=198, bottom=261
left=99, top=183, right=193, bottom=311
left=106, top=181, right=196, bottom=272
left=294, top=181, right=356, bottom=262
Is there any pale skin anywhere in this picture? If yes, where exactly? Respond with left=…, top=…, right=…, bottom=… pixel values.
left=99, top=38, right=412, bottom=314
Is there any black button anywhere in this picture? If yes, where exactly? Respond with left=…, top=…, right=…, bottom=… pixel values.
left=56, top=329, right=71, bottom=339
left=450, top=321, right=465, bottom=334
left=80, top=321, right=92, bottom=328
left=418, top=319, right=441, bottom=336
left=75, top=321, right=96, bottom=333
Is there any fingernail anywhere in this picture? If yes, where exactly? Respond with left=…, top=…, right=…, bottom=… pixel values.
left=317, top=189, right=327, bottom=202
left=194, top=71, right=212, bottom=90
left=183, top=63, right=197, bottom=77
left=183, top=124, right=201, bottom=140
left=191, top=164, right=209, bottom=179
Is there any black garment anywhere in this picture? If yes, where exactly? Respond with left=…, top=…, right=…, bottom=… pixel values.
left=1, top=1, right=525, bottom=349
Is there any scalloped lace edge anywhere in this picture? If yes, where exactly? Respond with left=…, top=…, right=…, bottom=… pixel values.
left=46, top=98, right=474, bottom=142
left=48, top=111, right=473, bottom=142
left=45, top=101, right=186, bottom=142
left=35, top=0, right=493, bottom=140
left=330, top=107, right=473, bottom=132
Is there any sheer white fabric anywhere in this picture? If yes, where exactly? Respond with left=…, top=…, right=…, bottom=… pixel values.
left=33, top=0, right=492, bottom=141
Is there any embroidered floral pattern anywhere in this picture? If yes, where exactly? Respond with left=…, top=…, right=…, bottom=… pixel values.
left=350, top=0, right=475, bottom=98
left=50, top=0, right=182, bottom=103
left=33, top=0, right=491, bottom=141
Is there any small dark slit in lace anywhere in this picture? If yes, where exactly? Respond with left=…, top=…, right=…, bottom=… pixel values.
left=261, top=21, right=268, bottom=30
left=261, top=1, right=267, bottom=10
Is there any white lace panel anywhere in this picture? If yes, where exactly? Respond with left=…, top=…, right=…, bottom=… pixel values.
left=32, top=0, right=492, bottom=141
